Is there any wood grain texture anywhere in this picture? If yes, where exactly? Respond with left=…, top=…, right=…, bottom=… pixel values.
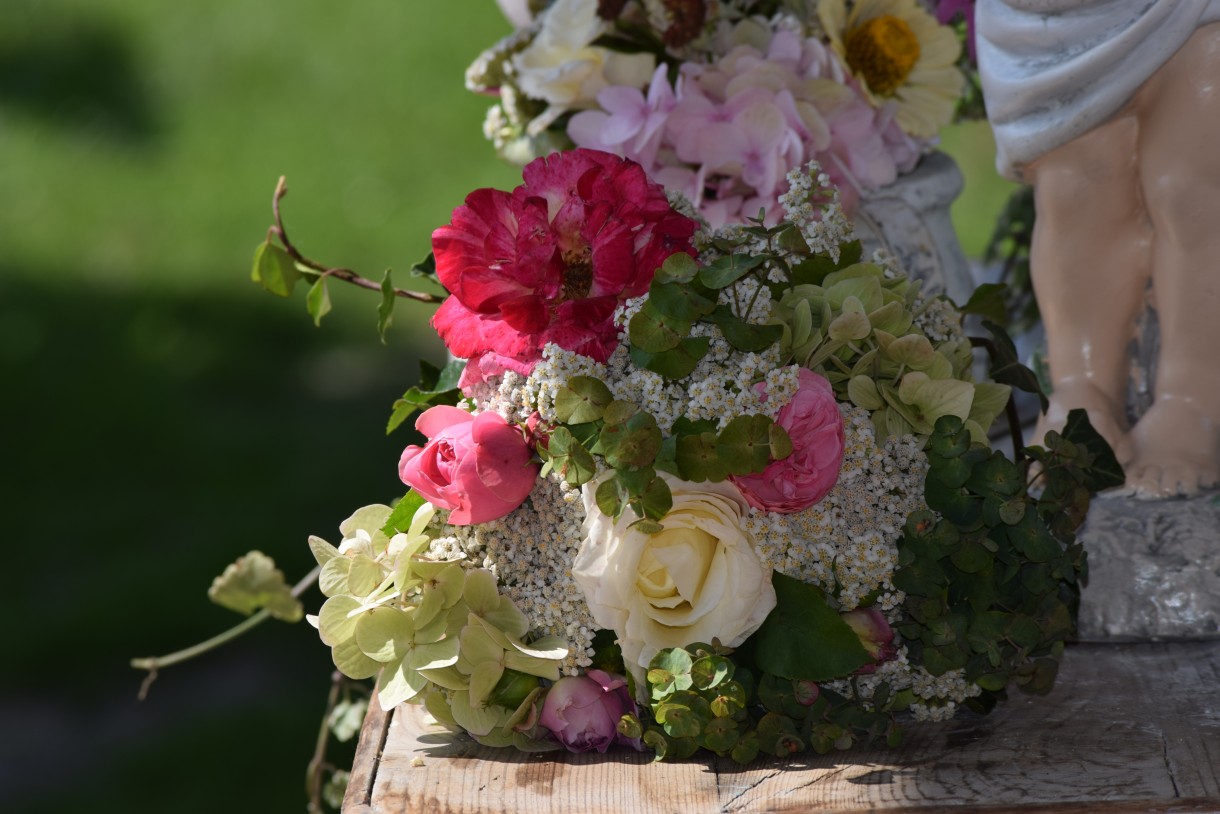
left=345, top=641, right=1220, bottom=814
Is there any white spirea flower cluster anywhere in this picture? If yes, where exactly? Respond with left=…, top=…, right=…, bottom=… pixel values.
left=427, top=473, right=597, bottom=677
left=522, top=299, right=800, bottom=435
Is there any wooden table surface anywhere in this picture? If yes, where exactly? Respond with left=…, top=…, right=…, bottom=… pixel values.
left=343, top=641, right=1220, bottom=813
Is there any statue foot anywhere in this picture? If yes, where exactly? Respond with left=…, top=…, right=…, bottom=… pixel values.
left=1033, top=380, right=1131, bottom=463
left=1123, top=396, right=1220, bottom=499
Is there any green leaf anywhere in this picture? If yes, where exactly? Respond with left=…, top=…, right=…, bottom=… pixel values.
left=208, top=551, right=303, bottom=622
left=251, top=240, right=300, bottom=297
left=386, top=359, right=464, bottom=434
left=1004, top=507, right=1061, bottom=563
left=649, top=279, right=716, bottom=319
left=600, top=411, right=662, bottom=469
left=654, top=252, right=699, bottom=284
left=980, top=320, right=1048, bottom=412
left=676, top=432, right=729, bottom=482
left=305, top=275, right=333, bottom=326
left=554, top=376, right=614, bottom=424
left=957, top=283, right=1008, bottom=324
left=380, top=490, right=428, bottom=537
left=1060, top=408, right=1126, bottom=491
left=630, top=300, right=691, bottom=353
left=750, top=572, right=871, bottom=681
left=705, top=305, right=784, bottom=352
left=630, top=336, right=711, bottom=379
left=377, top=269, right=395, bottom=343
left=717, top=414, right=782, bottom=476
left=409, top=252, right=440, bottom=285
left=548, top=426, right=597, bottom=487
left=596, top=477, right=623, bottom=518
left=698, top=253, right=765, bottom=289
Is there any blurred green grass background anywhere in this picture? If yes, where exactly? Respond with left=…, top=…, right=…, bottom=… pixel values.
left=1, top=2, right=1013, bottom=812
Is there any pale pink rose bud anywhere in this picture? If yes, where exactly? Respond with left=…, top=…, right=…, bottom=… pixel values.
left=398, top=405, right=538, bottom=525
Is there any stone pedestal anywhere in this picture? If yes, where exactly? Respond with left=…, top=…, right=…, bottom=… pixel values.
left=1077, top=490, right=1220, bottom=641
left=855, top=151, right=975, bottom=306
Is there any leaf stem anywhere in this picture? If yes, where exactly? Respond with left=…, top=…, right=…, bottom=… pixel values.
left=130, top=565, right=320, bottom=699
left=306, top=671, right=345, bottom=813
left=269, top=176, right=443, bottom=304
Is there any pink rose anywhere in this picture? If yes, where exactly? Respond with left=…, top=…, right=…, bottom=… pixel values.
left=842, top=608, right=898, bottom=673
left=730, top=369, right=845, bottom=513
left=398, top=406, right=539, bottom=525
left=539, top=669, right=637, bottom=753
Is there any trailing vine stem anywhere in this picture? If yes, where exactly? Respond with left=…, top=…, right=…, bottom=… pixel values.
left=269, top=176, right=443, bottom=304
left=968, top=335, right=1026, bottom=461
left=130, top=565, right=321, bottom=700
left=306, top=671, right=345, bottom=814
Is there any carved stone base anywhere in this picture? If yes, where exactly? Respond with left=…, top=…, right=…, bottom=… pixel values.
left=1077, top=490, right=1220, bottom=641
left=855, top=151, right=975, bottom=306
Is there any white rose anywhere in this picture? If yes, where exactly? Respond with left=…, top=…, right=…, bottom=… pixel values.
left=512, top=0, right=655, bottom=133
left=572, top=473, right=777, bottom=692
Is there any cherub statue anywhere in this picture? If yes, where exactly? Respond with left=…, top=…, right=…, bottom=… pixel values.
left=977, top=1, right=1220, bottom=497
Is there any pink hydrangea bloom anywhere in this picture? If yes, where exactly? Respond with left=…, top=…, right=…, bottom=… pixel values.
left=730, top=369, right=845, bottom=513
left=431, top=149, right=696, bottom=391
left=567, top=26, right=928, bottom=227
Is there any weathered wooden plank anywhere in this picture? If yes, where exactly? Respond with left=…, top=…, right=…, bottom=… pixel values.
left=346, top=642, right=1220, bottom=813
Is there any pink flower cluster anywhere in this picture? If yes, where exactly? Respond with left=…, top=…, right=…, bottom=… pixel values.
left=431, top=149, right=696, bottom=390
left=568, top=28, right=922, bottom=224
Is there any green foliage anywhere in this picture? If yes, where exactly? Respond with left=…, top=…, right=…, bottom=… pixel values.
left=208, top=550, right=303, bottom=622
left=982, top=185, right=1038, bottom=331
left=751, top=573, right=871, bottom=681
left=638, top=640, right=905, bottom=763
left=306, top=274, right=333, bottom=326
left=770, top=262, right=1008, bottom=445
left=386, top=359, right=464, bottom=435
left=978, top=319, right=1048, bottom=413
left=892, top=414, right=1110, bottom=703
left=376, top=269, right=396, bottom=343
left=251, top=240, right=300, bottom=298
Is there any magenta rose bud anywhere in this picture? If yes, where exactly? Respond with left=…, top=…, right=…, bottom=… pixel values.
left=539, top=669, right=634, bottom=753
left=842, top=608, right=898, bottom=674
left=398, top=405, right=539, bottom=525
left=730, top=369, right=845, bottom=513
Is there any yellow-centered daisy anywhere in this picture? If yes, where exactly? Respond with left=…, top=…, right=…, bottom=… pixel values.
left=818, top=0, right=964, bottom=139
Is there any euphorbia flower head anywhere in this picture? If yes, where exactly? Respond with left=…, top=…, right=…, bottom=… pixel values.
left=431, top=149, right=697, bottom=391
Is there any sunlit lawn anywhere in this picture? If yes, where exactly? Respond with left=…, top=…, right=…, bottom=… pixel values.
left=1, top=2, right=1012, bottom=812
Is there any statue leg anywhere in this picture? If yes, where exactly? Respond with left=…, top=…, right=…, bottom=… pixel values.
left=1126, top=24, right=1220, bottom=497
left=1025, top=114, right=1151, bottom=461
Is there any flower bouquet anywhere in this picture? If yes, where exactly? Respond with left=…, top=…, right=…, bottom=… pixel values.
left=470, top=0, right=979, bottom=224
left=243, top=145, right=1123, bottom=762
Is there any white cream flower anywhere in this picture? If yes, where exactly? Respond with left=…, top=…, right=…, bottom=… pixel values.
left=818, top=0, right=963, bottom=139
left=512, top=0, right=656, bottom=134
left=572, top=473, right=776, bottom=692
